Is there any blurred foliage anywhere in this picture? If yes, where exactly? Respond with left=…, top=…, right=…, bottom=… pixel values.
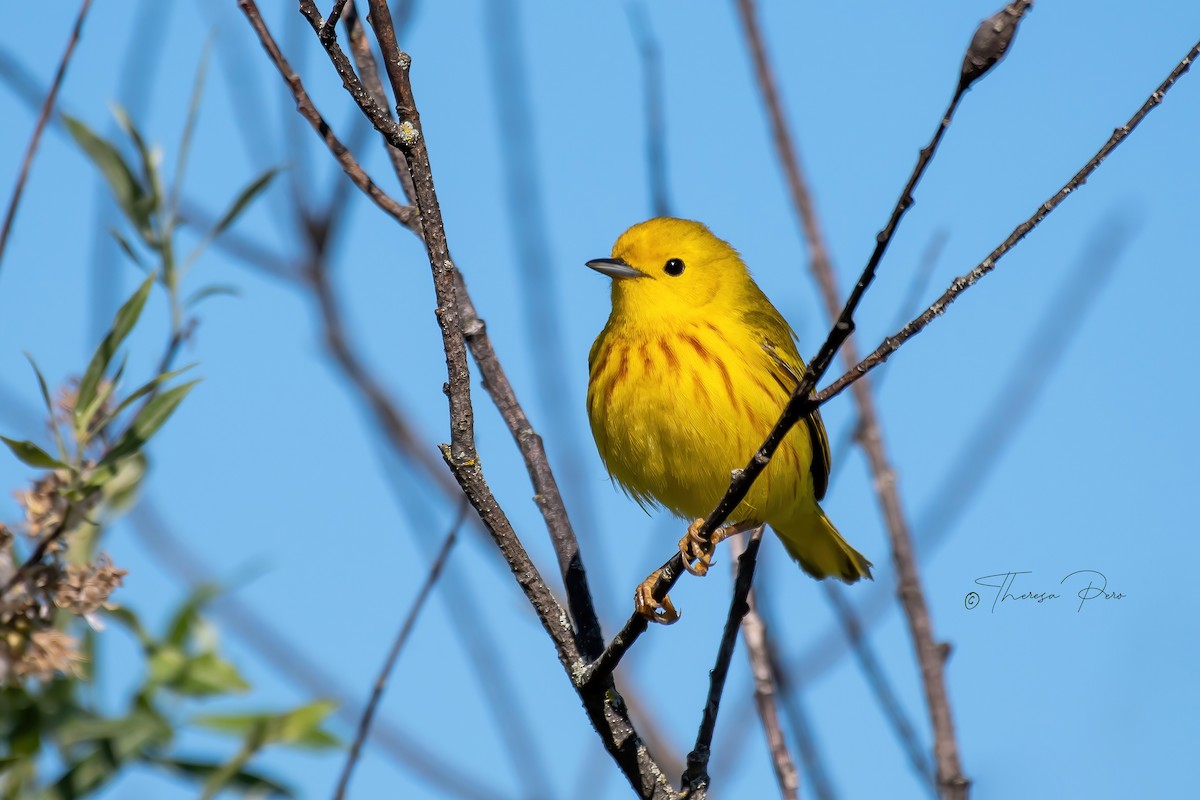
left=0, top=88, right=325, bottom=798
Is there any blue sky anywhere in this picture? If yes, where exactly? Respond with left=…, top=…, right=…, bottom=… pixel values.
left=2, top=1, right=1198, bottom=798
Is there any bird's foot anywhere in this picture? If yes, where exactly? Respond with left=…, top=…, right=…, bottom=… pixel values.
left=635, top=569, right=680, bottom=624
left=679, top=518, right=715, bottom=576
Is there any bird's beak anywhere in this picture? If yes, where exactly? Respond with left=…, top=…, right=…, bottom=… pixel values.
left=586, top=257, right=645, bottom=279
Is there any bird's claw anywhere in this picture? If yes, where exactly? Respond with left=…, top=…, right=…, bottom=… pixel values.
left=679, top=518, right=715, bottom=576
left=636, top=570, right=680, bottom=624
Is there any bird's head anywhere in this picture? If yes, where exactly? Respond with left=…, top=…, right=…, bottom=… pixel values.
left=587, top=218, right=752, bottom=323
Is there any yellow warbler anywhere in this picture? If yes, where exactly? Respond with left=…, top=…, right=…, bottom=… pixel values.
left=586, top=218, right=872, bottom=621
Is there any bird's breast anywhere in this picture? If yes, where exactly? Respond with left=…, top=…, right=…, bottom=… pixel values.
left=587, top=319, right=812, bottom=521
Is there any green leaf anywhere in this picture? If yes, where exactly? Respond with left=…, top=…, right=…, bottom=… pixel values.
left=109, top=103, right=162, bottom=214
left=194, top=701, right=339, bottom=749
left=160, top=651, right=249, bottom=698
left=102, top=606, right=153, bottom=648
left=100, top=364, right=197, bottom=430
left=270, top=700, right=340, bottom=749
left=170, top=43, right=211, bottom=223
left=108, top=228, right=146, bottom=268
left=77, top=353, right=128, bottom=440
left=0, top=436, right=66, bottom=469
left=146, top=756, right=292, bottom=798
left=148, top=645, right=247, bottom=697
left=96, top=378, right=199, bottom=468
left=62, top=115, right=152, bottom=238
left=76, top=274, right=155, bottom=431
left=24, top=354, right=55, bottom=419
left=185, top=284, right=240, bottom=310
left=164, top=583, right=220, bottom=648
left=211, top=168, right=281, bottom=240
left=199, top=738, right=259, bottom=800
left=97, top=451, right=146, bottom=513
left=45, top=744, right=121, bottom=800
left=24, top=354, right=68, bottom=462
left=146, top=646, right=188, bottom=687
left=56, top=708, right=171, bottom=758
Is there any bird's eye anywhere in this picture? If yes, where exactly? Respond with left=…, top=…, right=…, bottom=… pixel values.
left=664, top=258, right=685, bottom=277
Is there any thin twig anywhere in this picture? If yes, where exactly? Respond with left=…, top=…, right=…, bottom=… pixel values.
left=728, top=534, right=799, bottom=800
left=280, top=4, right=676, bottom=793
left=0, top=0, right=93, bottom=272
left=344, top=1, right=416, bottom=205
left=237, top=0, right=419, bottom=232
left=585, top=1, right=997, bottom=685
left=793, top=211, right=1137, bottom=687
left=826, top=230, right=945, bottom=488
left=818, top=36, right=1200, bottom=407
left=294, top=0, right=608, bottom=662
left=733, top=0, right=966, bottom=791
left=242, top=1, right=614, bottom=739
left=482, top=0, right=610, bottom=613
left=0, top=504, right=75, bottom=600
left=125, top=502, right=507, bottom=800
left=626, top=0, right=671, bottom=218
left=824, top=584, right=936, bottom=790
left=681, top=527, right=764, bottom=796
left=323, top=0, right=351, bottom=43
left=756, top=588, right=838, bottom=800
left=294, top=166, right=556, bottom=788
left=334, top=500, right=466, bottom=800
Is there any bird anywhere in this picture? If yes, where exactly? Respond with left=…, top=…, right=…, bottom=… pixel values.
left=586, top=218, right=872, bottom=623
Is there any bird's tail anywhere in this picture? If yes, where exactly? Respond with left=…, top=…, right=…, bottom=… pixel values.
left=775, top=503, right=873, bottom=583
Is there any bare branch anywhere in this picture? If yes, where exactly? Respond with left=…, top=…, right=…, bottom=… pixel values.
left=793, top=211, right=1136, bottom=687
left=588, top=0, right=996, bottom=682
left=681, top=527, right=764, bottom=796
left=237, top=0, right=419, bottom=232
left=126, top=502, right=508, bottom=800
left=729, top=535, right=799, bottom=800
left=0, top=0, right=93, bottom=272
left=334, top=501, right=466, bottom=800
left=482, top=0, right=612, bottom=609
left=626, top=0, right=671, bottom=218
left=294, top=0, right=608, bottom=660
left=733, top=0, right=966, bottom=791
left=270, top=6, right=678, bottom=794
left=818, top=37, right=1200, bottom=406
left=824, top=584, right=936, bottom=789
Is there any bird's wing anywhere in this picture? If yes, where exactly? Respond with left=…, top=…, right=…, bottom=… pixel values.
left=752, top=316, right=832, bottom=502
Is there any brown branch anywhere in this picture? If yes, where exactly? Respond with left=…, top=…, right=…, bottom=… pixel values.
left=826, top=230, right=944, bottom=488
left=824, top=584, right=936, bottom=789
left=0, top=0, right=93, bottom=272
left=733, top=0, right=967, bottom=793
left=291, top=154, right=558, bottom=787
left=125, top=502, right=507, bottom=800
left=0, top=503, right=76, bottom=601
left=272, top=4, right=677, bottom=794
left=236, top=0, right=419, bottom=233
left=818, top=36, right=1200, bottom=407
left=793, top=210, right=1137, bottom=688
left=334, top=500, right=465, bottom=800
left=293, top=0, right=608, bottom=660
left=729, top=534, right=799, bottom=800
left=625, top=1, right=671, bottom=218
left=585, top=0, right=1011, bottom=687
left=344, top=1, right=416, bottom=206
left=481, top=0, right=612, bottom=607
left=681, top=527, right=764, bottom=797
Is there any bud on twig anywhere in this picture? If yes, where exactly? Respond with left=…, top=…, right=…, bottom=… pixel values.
left=960, top=1, right=1033, bottom=91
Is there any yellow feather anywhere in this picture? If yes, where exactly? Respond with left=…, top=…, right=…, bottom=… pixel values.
left=587, top=218, right=872, bottom=583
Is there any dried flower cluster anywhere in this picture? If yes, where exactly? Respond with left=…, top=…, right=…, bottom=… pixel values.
left=0, top=476, right=126, bottom=684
